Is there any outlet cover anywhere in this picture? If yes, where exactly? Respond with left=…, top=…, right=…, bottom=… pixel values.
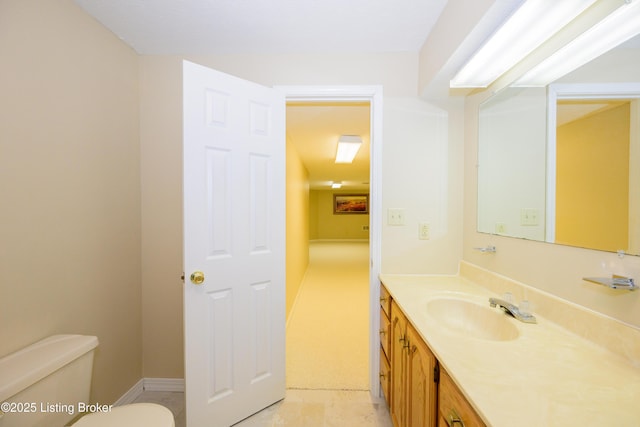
left=419, top=222, right=430, bottom=240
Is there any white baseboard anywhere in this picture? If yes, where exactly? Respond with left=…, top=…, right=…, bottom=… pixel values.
left=114, top=378, right=185, bottom=406
left=309, top=239, right=369, bottom=243
left=113, top=379, right=144, bottom=406
left=143, top=377, right=185, bottom=392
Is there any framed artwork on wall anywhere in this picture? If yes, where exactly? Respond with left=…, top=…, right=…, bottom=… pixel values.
left=333, top=194, right=369, bottom=214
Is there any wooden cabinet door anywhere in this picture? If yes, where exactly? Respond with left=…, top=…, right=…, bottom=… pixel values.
left=390, top=300, right=407, bottom=427
left=406, top=323, right=438, bottom=427
left=380, top=285, right=391, bottom=317
left=380, top=307, right=391, bottom=358
left=438, top=369, right=486, bottom=427
left=380, top=347, right=392, bottom=404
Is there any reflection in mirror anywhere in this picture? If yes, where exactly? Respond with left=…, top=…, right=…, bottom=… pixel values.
left=477, top=34, right=640, bottom=255
left=547, top=84, right=640, bottom=254
left=478, top=87, right=547, bottom=241
left=556, top=99, right=630, bottom=252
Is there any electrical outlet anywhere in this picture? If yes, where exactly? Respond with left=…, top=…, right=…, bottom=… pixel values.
left=419, top=222, right=430, bottom=240
left=387, top=208, right=405, bottom=225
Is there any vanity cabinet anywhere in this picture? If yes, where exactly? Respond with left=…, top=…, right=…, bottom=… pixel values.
left=383, top=284, right=483, bottom=427
left=390, top=299, right=408, bottom=427
left=390, top=299, right=438, bottom=427
left=406, top=320, right=438, bottom=427
left=380, top=285, right=392, bottom=403
left=438, top=369, right=485, bottom=427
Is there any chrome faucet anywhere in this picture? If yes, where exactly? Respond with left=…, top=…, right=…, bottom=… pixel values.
left=489, top=297, right=537, bottom=323
left=473, top=245, right=496, bottom=253
left=583, top=276, right=637, bottom=290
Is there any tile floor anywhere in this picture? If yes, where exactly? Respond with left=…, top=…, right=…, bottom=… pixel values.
left=133, top=389, right=393, bottom=427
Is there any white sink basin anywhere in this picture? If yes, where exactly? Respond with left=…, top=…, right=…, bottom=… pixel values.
left=426, top=298, right=520, bottom=341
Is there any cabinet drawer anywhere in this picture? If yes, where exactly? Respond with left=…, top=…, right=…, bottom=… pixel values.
left=380, top=284, right=391, bottom=317
left=438, top=369, right=485, bottom=427
left=380, top=307, right=391, bottom=358
left=380, top=347, right=391, bottom=405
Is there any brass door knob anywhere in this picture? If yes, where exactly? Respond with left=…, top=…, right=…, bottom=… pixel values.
left=190, top=271, right=205, bottom=285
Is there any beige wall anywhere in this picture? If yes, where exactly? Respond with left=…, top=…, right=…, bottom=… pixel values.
left=0, top=0, right=142, bottom=403
left=139, top=58, right=185, bottom=379
left=381, top=97, right=464, bottom=274
left=310, top=191, right=370, bottom=241
left=286, top=139, right=310, bottom=320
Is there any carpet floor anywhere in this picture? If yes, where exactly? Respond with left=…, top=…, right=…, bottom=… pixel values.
left=286, top=241, right=370, bottom=391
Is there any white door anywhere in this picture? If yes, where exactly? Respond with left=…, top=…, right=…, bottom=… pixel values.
left=183, top=60, right=286, bottom=427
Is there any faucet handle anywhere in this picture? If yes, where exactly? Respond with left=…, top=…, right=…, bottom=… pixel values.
left=503, top=292, right=514, bottom=303
left=519, top=300, right=531, bottom=316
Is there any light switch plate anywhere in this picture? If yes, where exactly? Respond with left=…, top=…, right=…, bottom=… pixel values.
left=388, top=208, right=405, bottom=225
left=520, top=208, right=539, bottom=226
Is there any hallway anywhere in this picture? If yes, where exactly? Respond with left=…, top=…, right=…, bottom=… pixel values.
left=286, top=241, right=370, bottom=390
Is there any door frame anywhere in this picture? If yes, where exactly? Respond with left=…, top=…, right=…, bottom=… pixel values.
left=277, top=85, right=383, bottom=398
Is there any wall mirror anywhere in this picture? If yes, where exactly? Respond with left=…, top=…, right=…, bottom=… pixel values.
left=478, top=34, right=640, bottom=255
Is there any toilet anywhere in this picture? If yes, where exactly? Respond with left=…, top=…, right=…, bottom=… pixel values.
left=71, top=402, right=174, bottom=427
left=0, top=335, right=174, bottom=427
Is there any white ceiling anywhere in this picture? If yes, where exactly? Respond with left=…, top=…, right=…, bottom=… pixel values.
left=73, top=0, right=449, bottom=55
left=287, top=103, right=370, bottom=190
left=73, top=0, right=449, bottom=192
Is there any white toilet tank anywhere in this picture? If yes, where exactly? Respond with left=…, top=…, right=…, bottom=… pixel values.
left=0, top=335, right=99, bottom=427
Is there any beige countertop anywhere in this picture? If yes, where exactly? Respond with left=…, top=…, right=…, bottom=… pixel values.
left=380, top=272, right=640, bottom=427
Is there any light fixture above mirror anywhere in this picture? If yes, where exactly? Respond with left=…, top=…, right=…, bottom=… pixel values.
left=452, top=0, right=640, bottom=89
left=451, top=0, right=598, bottom=88
left=513, top=0, right=640, bottom=86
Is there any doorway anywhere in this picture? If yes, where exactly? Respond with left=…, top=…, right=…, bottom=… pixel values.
left=286, top=101, right=370, bottom=390
left=279, top=85, right=383, bottom=397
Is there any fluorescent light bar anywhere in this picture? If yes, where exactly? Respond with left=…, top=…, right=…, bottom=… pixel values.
left=335, top=135, right=362, bottom=164
left=513, top=0, right=640, bottom=86
left=451, top=0, right=598, bottom=88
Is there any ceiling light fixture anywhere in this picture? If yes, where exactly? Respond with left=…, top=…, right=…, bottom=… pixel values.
left=450, top=0, right=598, bottom=88
left=513, top=0, right=640, bottom=87
left=331, top=182, right=342, bottom=189
left=335, top=135, right=362, bottom=164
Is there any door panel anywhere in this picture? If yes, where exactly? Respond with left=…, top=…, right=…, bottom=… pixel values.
left=183, top=60, right=285, bottom=427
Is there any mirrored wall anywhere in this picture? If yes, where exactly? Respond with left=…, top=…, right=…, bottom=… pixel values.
left=478, top=35, right=640, bottom=255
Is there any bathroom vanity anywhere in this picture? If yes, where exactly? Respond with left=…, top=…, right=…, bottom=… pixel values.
left=381, top=284, right=483, bottom=427
left=379, top=262, right=640, bottom=427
